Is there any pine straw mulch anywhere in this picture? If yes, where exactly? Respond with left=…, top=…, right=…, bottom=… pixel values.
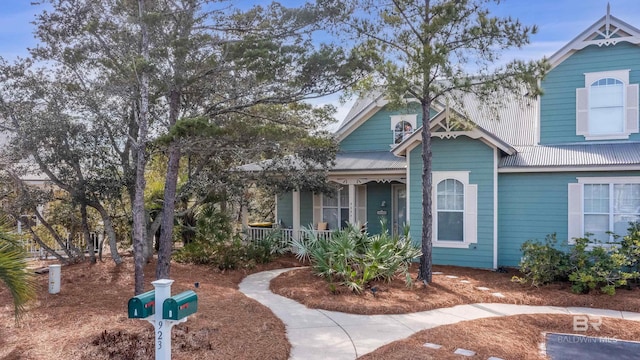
left=358, top=314, right=640, bottom=360
left=0, top=253, right=302, bottom=360
left=270, top=264, right=640, bottom=314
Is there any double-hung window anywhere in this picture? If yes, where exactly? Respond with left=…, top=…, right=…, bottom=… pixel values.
left=321, top=188, right=349, bottom=230
left=568, top=178, right=640, bottom=243
left=576, top=70, right=639, bottom=140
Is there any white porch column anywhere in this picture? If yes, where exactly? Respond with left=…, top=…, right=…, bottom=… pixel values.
left=292, top=190, right=301, bottom=240
left=348, top=184, right=356, bottom=224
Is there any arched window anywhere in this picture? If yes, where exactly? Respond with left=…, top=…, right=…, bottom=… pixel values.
left=436, top=179, right=464, bottom=241
left=589, top=77, right=624, bottom=135
left=576, top=69, right=639, bottom=140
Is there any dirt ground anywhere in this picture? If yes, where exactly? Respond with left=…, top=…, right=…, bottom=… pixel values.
left=0, top=254, right=301, bottom=360
left=3, top=256, right=640, bottom=359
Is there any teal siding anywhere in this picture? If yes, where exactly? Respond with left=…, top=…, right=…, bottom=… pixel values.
left=340, top=103, right=423, bottom=151
left=408, top=136, right=496, bottom=269
left=366, top=182, right=392, bottom=234
left=300, top=191, right=314, bottom=228
left=498, top=171, right=640, bottom=267
left=540, top=42, right=640, bottom=144
left=276, top=192, right=293, bottom=228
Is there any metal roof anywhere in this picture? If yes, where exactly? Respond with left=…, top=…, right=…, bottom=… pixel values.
left=452, top=90, right=538, bottom=147
left=333, top=151, right=405, bottom=171
left=236, top=151, right=405, bottom=173
left=500, top=143, right=640, bottom=168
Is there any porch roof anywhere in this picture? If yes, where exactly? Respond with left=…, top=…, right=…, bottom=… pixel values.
left=332, top=151, right=405, bottom=172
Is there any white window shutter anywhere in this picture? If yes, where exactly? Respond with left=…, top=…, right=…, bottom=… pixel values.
left=576, top=87, right=589, bottom=136
left=464, top=184, right=478, bottom=243
left=567, top=183, right=582, bottom=245
left=626, top=84, right=639, bottom=134
left=313, top=193, right=322, bottom=227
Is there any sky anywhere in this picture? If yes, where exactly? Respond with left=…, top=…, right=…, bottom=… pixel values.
left=1, top=0, right=638, bottom=125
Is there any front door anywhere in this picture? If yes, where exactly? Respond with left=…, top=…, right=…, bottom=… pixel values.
left=392, top=184, right=407, bottom=236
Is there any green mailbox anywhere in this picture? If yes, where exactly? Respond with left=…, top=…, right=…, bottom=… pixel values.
left=162, top=290, right=198, bottom=320
left=128, top=290, right=156, bottom=318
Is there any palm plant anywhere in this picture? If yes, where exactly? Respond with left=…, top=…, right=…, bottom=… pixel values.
left=290, top=221, right=421, bottom=293
left=0, top=217, right=37, bottom=320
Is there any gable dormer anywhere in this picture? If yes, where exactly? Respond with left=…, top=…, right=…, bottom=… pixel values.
left=335, top=95, right=426, bottom=151
left=540, top=8, right=640, bottom=145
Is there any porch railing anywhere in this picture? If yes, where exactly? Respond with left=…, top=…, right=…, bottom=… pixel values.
left=244, top=226, right=333, bottom=248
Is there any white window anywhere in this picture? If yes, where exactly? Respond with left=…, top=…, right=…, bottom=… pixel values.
left=576, top=70, right=639, bottom=140
left=390, top=114, right=417, bottom=144
left=321, top=188, right=349, bottom=230
left=437, top=179, right=464, bottom=241
left=568, top=177, right=640, bottom=243
left=432, top=171, right=477, bottom=248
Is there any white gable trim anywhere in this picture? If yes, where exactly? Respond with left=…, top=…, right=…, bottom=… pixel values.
left=392, top=108, right=515, bottom=156
left=548, top=14, right=640, bottom=69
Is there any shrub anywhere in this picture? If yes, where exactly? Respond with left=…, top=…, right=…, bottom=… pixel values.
left=567, top=235, right=638, bottom=295
left=290, top=222, right=421, bottom=294
left=619, top=222, right=640, bottom=274
left=516, top=231, right=640, bottom=295
left=516, top=233, right=570, bottom=286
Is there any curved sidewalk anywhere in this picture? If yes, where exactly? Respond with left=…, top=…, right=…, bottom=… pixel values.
left=238, top=268, right=640, bottom=360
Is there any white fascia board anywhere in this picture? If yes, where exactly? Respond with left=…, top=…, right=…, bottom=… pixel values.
left=498, top=165, right=640, bottom=173
left=548, top=15, right=640, bottom=70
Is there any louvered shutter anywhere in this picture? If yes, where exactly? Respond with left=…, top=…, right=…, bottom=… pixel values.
left=464, top=184, right=478, bottom=243
left=567, top=183, right=582, bottom=245
left=576, top=88, right=589, bottom=136
left=626, top=84, right=639, bottom=134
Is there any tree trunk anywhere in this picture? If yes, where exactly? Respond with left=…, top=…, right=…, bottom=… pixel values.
left=80, top=203, right=96, bottom=264
left=133, top=0, right=150, bottom=295
left=419, top=99, right=433, bottom=284
left=90, top=201, right=123, bottom=264
left=156, top=142, right=180, bottom=280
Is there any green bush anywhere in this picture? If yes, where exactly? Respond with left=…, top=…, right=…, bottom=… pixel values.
left=517, top=229, right=640, bottom=295
left=290, top=222, right=421, bottom=294
left=516, top=233, right=570, bottom=286
left=568, top=235, right=638, bottom=295
left=619, top=222, right=640, bottom=274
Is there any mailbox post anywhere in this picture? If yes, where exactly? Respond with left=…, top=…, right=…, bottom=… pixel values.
left=128, top=279, right=197, bottom=360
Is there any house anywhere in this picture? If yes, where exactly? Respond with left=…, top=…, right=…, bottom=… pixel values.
left=261, top=9, right=640, bottom=269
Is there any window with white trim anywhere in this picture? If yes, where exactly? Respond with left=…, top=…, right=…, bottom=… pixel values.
left=568, top=178, right=640, bottom=243
left=576, top=70, right=639, bottom=140
left=432, top=171, right=477, bottom=248
left=437, top=179, right=464, bottom=241
left=390, top=114, right=417, bottom=144
left=322, top=188, right=349, bottom=230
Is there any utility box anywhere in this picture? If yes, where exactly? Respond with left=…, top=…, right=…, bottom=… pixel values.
left=162, top=290, right=198, bottom=320
left=128, top=290, right=156, bottom=318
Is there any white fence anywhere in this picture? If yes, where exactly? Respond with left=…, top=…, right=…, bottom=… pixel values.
left=244, top=227, right=333, bottom=248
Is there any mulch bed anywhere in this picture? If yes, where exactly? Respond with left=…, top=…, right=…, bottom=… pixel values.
left=0, top=254, right=302, bottom=360
left=270, top=264, right=640, bottom=314
left=359, top=314, right=640, bottom=360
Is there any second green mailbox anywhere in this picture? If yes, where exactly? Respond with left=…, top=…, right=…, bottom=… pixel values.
left=162, top=290, right=198, bottom=320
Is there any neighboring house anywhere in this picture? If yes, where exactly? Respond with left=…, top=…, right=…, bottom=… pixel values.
left=261, top=9, right=640, bottom=269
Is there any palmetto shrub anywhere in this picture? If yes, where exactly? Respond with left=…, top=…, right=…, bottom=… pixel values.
left=290, top=222, right=421, bottom=294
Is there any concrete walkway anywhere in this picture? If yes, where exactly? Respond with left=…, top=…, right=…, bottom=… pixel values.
left=238, top=268, right=640, bottom=360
